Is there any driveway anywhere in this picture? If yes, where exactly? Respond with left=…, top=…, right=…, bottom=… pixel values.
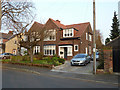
left=51, top=61, right=99, bottom=74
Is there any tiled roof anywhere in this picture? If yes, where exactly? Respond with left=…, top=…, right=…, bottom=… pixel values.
left=49, top=18, right=66, bottom=28
left=0, top=33, right=13, bottom=39
left=27, top=21, right=44, bottom=33
left=49, top=18, right=91, bottom=37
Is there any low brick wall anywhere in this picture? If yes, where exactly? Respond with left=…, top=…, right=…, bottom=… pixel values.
left=104, top=49, right=113, bottom=74
left=96, top=69, right=104, bottom=74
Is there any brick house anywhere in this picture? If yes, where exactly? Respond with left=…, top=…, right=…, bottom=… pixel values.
left=29, top=18, right=93, bottom=60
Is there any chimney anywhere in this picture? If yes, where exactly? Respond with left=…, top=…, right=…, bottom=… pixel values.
left=56, top=20, right=60, bottom=23
left=8, top=31, right=13, bottom=35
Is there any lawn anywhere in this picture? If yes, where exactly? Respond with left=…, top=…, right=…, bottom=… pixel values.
left=2, top=55, right=65, bottom=66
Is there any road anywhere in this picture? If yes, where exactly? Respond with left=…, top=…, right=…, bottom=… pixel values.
left=2, top=68, right=118, bottom=88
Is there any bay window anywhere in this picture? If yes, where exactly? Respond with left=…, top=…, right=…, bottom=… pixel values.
left=44, top=45, right=56, bottom=56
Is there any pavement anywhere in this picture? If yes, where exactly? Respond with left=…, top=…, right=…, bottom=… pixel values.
left=2, top=63, right=120, bottom=87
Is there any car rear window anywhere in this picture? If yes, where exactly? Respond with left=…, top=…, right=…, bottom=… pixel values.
left=74, top=54, right=86, bottom=58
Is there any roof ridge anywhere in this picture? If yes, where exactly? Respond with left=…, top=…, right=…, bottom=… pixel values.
left=66, top=22, right=90, bottom=26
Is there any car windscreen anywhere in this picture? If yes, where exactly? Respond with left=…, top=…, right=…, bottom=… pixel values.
left=74, top=54, right=86, bottom=58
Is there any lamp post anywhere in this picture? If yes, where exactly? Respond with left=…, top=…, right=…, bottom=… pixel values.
left=93, top=0, right=96, bottom=74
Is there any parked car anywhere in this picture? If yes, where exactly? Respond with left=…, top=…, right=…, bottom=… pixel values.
left=91, top=52, right=99, bottom=61
left=0, top=53, right=16, bottom=59
left=71, top=54, right=91, bottom=66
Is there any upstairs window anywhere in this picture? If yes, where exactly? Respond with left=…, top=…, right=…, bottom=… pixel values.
left=44, top=29, right=56, bottom=41
left=63, top=28, right=74, bottom=37
left=89, top=34, right=92, bottom=41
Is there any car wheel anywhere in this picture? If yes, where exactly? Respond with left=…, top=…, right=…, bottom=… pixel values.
left=71, top=62, right=73, bottom=66
left=84, top=63, right=87, bottom=66
left=88, top=61, right=90, bottom=63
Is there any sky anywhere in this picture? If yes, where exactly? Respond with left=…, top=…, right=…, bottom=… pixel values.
left=32, top=0, right=120, bottom=44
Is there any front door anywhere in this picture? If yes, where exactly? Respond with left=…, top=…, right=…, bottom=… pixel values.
left=64, top=47, right=67, bottom=59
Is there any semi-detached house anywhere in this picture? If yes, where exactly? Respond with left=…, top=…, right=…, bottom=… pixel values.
left=29, top=18, right=93, bottom=60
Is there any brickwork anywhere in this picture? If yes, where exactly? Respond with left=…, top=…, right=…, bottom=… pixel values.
left=104, top=49, right=113, bottom=74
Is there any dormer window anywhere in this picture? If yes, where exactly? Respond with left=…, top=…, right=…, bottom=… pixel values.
left=63, top=28, right=74, bottom=37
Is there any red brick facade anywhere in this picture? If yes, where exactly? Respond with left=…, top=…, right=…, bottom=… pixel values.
left=31, top=18, right=93, bottom=60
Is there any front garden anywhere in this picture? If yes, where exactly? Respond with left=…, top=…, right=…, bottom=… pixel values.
left=1, top=54, right=65, bottom=68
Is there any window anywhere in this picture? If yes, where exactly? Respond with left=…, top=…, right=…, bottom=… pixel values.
left=33, top=46, right=40, bottom=55
left=63, top=28, right=74, bottom=37
left=86, top=47, right=88, bottom=54
left=44, top=45, right=56, bottom=56
left=0, top=39, right=3, bottom=44
left=14, top=40, right=17, bottom=44
left=44, top=29, right=56, bottom=41
left=86, top=33, right=88, bottom=40
left=89, top=34, right=92, bottom=41
left=74, top=45, right=78, bottom=51
left=89, top=46, right=91, bottom=54
left=67, top=47, right=72, bottom=56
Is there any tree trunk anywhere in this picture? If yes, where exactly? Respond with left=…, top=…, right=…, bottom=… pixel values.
left=0, top=1, right=2, bottom=31
left=30, top=47, right=33, bottom=63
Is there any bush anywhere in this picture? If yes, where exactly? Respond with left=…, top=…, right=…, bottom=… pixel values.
left=51, top=56, right=65, bottom=64
left=34, top=52, right=44, bottom=60
left=11, top=56, right=23, bottom=61
left=97, top=49, right=104, bottom=69
left=11, top=56, right=30, bottom=61
left=22, top=56, right=30, bottom=61
left=58, top=58, right=65, bottom=64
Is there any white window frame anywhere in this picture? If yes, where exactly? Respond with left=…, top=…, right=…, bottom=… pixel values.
left=33, top=46, right=40, bottom=54
left=86, top=33, right=88, bottom=40
left=0, top=39, right=3, bottom=44
left=44, top=29, right=56, bottom=41
left=63, top=28, right=74, bottom=38
left=89, top=34, right=92, bottom=41
left=74, top=45, right=78, bottom=51
left=44, top=45, right=56, bottom=56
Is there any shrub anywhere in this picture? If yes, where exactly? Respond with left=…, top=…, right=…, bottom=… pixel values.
left=11, top=56, right=23, bottom=61
left=34, top=52, right=44, bottom=60
left=52, top=56, right=65, bottom=64
left=97, top=49, right=104, bottom=69
left=11, top=56, right=30, bottom=61
left=58, top=58, right=65, bottom=64
left=22, top=56, right=30, bottom=61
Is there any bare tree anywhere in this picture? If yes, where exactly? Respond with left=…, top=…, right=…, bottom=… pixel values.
left=95, top=30, right=104, bottom=49
left=1, top=1, right=35, bottom=33
left=19, top=22, right=54, bottom=62
left=1, top=1, right=35, bottom=55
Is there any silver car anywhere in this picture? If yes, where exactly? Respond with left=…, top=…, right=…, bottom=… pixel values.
left=71, top=54, right=91, bottom=66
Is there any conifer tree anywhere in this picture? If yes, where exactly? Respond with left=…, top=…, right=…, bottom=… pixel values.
left=110, top=11, right=120, bottom=40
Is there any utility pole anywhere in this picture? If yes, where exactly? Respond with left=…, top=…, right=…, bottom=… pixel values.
left=93, top=0, right=96, bottom=74
left=0, top=0, right=1, bottom=31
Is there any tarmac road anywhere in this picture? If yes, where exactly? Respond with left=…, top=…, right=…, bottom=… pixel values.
left=2, top=68, right=118, bottom=88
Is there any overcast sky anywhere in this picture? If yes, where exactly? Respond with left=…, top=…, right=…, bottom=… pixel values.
left=32, top=0, right=120, bottom=44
